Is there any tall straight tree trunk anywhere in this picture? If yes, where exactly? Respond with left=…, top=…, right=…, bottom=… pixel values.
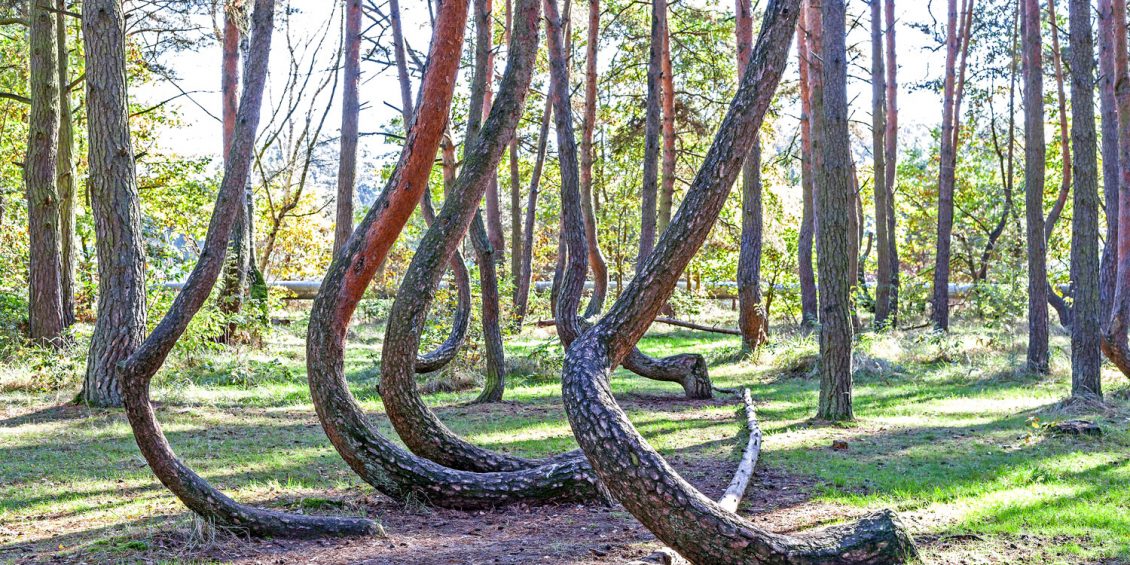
left=931, top=0, right=960, bottom=331
left=1099, top=0, right=1120, bottom=319
left=1022, top=0, right=1049, bottom=373
left=657, top=5, right=676, bottom=234
left=507, top=0, right=523, bottom=299
left=1043, top=0, right=1073, bottom=327
left=26, top=0, right=64, bottom=346
left=334, top=0, right=361, bottom=254
left=481, top=0, right=506, bottom=257
left=638, top=0, right=663, bottom=265
left=871, top=0, right=890, bottom=328
left=883, top=0, right=899, bottom=325
left=580, top=0, right=609, bottom=317
left=1101, top=0, right=1130, bottom=378
left=513, top=98, right=551, bottom=325
left=797, top=0, right=819, bottom=329
left=735, top=0, right=766, bottom=351
left=1068, top=0, right=1102, bottom=399
left=56, top=0, right=75, bottom=327
left=217, top=1, right=249, bottom=342
left=817, top=0, right=854, bottom=421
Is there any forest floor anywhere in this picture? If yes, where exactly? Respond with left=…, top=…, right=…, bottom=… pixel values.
left=2, top=314, right=1129, bottom=564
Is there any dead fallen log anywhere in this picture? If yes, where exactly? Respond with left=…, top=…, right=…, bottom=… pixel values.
left=535, top=317, right=742, bottom=336
left=718, top=387, right=762, bottom=513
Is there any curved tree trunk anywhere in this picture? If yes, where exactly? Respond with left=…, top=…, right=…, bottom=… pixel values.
left=56, top=1, right=75, bottom=328
left=637, top=0, right=663, bottom=265
left=305, top=0, right=603, bottom=506
left=87, top=0, right=376, bottom=537
left=414, top=189, right=473, bottom=374
left=1022, top=0, right=1049, bottom=373
left=26, top=0, right=64, bottom=346
left=557, top=0, right=918, bottom=560
left=1068, top=0, right=1102, bottom=399
left=544, top=0, right=712, bottom=399
left=796, top=2, right=818, bottom=329
left=333, top=0, right=361, bottom=254
left=580, top=0, right=609, bottom=318
left=816, top=0, right=854, bottom=421
left=1099, top=0, right=1120, bottom=321
left=871, top=0, right=891, bottom=329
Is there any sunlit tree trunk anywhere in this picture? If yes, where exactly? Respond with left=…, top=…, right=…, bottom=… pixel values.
left=217, top=1, right=249, bottom=342
left=657, top=4, right=676, bottom=234
left=1101, top=0, right=1130, bottom=378
left=871, top=0, right=890, bottom=328
left=883, top=0, right=899, bottom=325
left=333, top=0, right=361, bottom=254
left=735, top=0, right=766, bottom=351
left=1068, top=0, right=1102, bottom=398
left=580, top=0, right=609, bottom=317
left=1022, top=0, right=1049, bottom=373
left=1044, top=0, right=1073, bottom=327
left=931, top=0, right=960, bottom=331
left=816, top=0, right=854, bottom=421
left=26, top=0, right=64, bottom=346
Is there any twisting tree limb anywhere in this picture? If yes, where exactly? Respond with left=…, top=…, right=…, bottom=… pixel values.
left=306, top=0, right=603, bottom=507
left=556, top=0, right=918, bottom=560
left=88, top=0, right=377, bottom=537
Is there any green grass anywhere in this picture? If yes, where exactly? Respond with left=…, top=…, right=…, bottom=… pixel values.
left=1, top=318, right=1129, bottom=563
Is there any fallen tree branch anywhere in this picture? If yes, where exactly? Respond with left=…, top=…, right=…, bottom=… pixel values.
left=717, top=387, right=761, bottom=513
left=535, top=316, right=741, bottom=336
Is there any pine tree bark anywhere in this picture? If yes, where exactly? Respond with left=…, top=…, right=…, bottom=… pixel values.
left=882, top=0, right=899, bottom=325
left=88, top=0, right=377, bottom=536
left=871, top=0, right=891, bottom=328
left=580, top=0, right=609, bottom=317
left=1100, top=0, right=1120, bottom=320
left=735, top=0, right=766, bottom=351
left=217, top=2, right=250, bottom=343
left=816, top=0, right=854, bottom=421
left=657, top=3, right=676, bottom=235
left=557, top=0, right=917, bottom=559
left=1068, top=0, right=1102, bottom=399
left=512, top=98, right=551, bottom=326
left=1022, top=0, right=1049, bottom=373
left=931, top=0, right=960, bottom=331
left=26, top=0, right=64, bottom=346
left=638, top=0, right=663, bottom=265
left=333, top=0, right=361, bottom=254
left=507, top=0, right=524, bottom=302
left=1100, top=0, right=1130, bottom=378
left=797, top=0, right=819, bottom=329
left=306, top=0, right=602, bottom=505
left=56, top=1, right=75, bottom=327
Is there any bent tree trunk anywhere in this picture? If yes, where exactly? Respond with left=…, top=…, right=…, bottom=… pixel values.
left=414, top=190, right=473, bottom=374
left=545, top=0, right=712, bottom=400
left=27, top=0, right=64, bottom=347
left=305, top=0, right=602, bottom=506
left=557, top=0, right=917, bottom=560
left=87, top=0, right=376, bottom=537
